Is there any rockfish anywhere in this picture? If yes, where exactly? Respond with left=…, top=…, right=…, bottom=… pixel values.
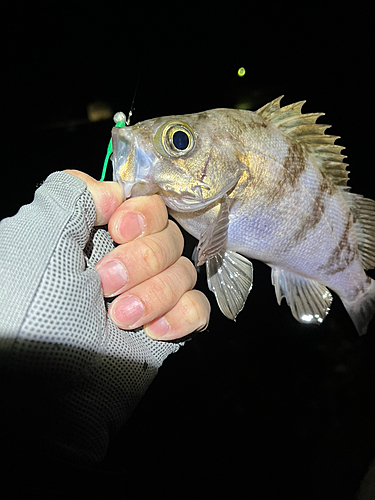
left=111, top=97, right=375, bottom=335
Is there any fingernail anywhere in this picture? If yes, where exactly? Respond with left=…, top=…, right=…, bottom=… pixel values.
left=96, top=260, right=128, bottom=296
left=145, top=316, right=171, bottom=340
left=111, top=296, right=145, bottom=327
left=119, top=212, right=146, bottom=241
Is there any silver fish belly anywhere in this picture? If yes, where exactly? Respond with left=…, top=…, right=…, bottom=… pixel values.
left=111, top=97, right=375, bottom=335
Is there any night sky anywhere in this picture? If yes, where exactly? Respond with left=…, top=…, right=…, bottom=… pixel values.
left=2, top=5, right=375, bottom=499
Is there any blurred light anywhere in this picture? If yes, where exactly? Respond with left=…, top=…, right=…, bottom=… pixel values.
left=237, top=67, right=246, bottom=77
left=87, top=101, right=113, bottom=122
left=234, top=100, right=254, bottom=110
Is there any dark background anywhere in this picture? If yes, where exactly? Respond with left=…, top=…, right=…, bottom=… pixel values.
left=2, top=4, right=375, bottom=499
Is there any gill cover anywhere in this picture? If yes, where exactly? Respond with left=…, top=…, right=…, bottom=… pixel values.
left=151, top=118, right=245, bottom=211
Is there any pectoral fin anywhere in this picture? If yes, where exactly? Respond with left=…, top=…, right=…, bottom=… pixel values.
left=207, top=250, right=254, bottom=320
left=271, top=267, right=332, bottom=324
left=195, top=196, right=230, bottom=267
left=193, top=195, right=253, bottom=320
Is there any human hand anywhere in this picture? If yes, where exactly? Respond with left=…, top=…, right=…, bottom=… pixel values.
left=64, top=170, right=210, bottom=341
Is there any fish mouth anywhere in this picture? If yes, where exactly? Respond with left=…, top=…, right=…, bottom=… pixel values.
left=112, top=127, right=157, bottom=199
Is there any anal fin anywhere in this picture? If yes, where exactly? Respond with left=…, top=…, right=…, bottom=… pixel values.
left=207, top=251, right=253, bottom=320
left=271, top=268, right=333, bottom=325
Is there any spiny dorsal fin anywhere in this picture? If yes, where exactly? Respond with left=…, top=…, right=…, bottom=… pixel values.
left=256, top=96, right=349, bottom=187
left=256, top=96, right=284, bottom=117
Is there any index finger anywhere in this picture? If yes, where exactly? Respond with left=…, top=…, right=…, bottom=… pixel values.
left=108, top=195, right=169, bottom=243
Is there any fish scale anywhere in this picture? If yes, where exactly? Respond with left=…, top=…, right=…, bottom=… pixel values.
left=112, top=97, right=375, bottom=335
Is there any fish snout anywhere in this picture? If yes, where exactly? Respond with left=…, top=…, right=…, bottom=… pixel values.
left=112, top=127, right=157, bottom=199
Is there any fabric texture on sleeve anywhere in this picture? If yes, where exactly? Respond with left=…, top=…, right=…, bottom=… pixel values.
left=0, top=171, right=181, bottom=462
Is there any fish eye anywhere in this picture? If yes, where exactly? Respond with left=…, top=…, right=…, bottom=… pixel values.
left=172, top=130, right=189, bottom=150
left=153, top=121, right=195, bottom=157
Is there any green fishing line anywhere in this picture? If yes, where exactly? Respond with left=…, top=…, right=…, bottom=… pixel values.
left=100, top=118, right=126, bottom=181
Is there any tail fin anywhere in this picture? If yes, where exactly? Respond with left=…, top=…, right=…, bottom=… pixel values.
left=342, top=278, right=375, bottom=335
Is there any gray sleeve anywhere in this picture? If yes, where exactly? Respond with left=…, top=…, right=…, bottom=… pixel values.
left=0, top=171, right=182, bottom=461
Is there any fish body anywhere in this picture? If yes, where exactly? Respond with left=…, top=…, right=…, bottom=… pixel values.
left=112, top=97, right=375, bottom=334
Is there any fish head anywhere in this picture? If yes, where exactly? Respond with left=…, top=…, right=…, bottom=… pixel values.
left=112, top=110, right=247, bottom=211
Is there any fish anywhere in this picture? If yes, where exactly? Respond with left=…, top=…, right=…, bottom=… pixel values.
left=111, top=97, right=375, bottom=335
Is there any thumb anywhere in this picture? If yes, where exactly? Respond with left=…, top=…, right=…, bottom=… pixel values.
left=63, top=170, right=124, bottom=226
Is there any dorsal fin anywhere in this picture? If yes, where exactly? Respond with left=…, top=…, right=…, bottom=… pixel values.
left=256, top=96, right=349, bottom=187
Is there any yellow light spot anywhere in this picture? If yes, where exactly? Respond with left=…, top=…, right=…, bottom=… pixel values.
left=238, top=67, right=246, bottom=77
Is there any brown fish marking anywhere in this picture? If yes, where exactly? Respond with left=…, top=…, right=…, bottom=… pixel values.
left=266, top=139, right=307, bottom=203
left=319, top=217, right=358, bottom=275
left=352, top=275, right=373, bottom=298
left=195, top=112, right=211, bottom=123
left=291, top=173, right=336, bottom=244
left=284, top=140, right=308, bottom=187
left=227, top=114, right=267, bottom=138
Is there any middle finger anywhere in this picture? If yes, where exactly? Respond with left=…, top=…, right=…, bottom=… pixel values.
left=109, top=256, right=197, bottom=330
left=95, top=220, right=184, bottom=297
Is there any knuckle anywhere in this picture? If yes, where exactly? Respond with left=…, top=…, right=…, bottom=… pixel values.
left=145, top=258, right=197, bottom=310
left=134, top=226, right=185, bottom=276
left=148, top=275, right=175, bottom=305
left=137, top=238, right=165, bottom=274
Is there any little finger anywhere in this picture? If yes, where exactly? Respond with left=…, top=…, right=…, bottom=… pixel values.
left=144, top=290, right=211, bottom=341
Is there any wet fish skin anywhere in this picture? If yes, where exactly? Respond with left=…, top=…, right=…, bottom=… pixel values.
left=112, top=98, right=375, bottom=335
